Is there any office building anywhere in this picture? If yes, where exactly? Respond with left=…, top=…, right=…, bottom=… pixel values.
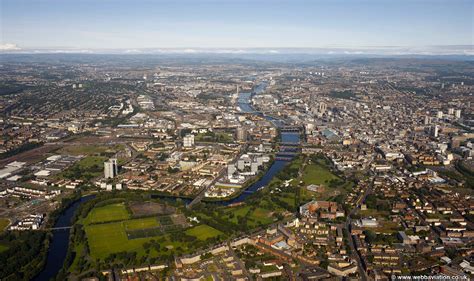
left=183, top=134, right=195, bottom=148
left=455, top=109, right=461, bottom=119
left=104, top=158, right=118, bottom=179
left=437, top=111, right=443, bottom=119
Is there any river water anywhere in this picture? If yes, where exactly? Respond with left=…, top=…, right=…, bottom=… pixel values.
left=37, top=82, right=299, bottom=279
left=228, top=82, right=300, bottom=204
left=33, top=195, right=95, bottom=281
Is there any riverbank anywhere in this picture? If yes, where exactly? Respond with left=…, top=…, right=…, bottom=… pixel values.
left=33, top=193, right=95, bottom=281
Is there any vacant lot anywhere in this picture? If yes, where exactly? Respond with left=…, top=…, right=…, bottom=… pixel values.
left=185, top=224, right=223, bottom=240
left=84, top=203, right=130, bottom=224
left=57, top=144, right=123, bottom=156
left=129, top=201, right=176, bottom=217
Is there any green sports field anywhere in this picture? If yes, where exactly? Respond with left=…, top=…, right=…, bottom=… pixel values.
left=85, top=221, right=150, bottom=258
left=185, top=224, right=223, bottom=240
left=82, top=203, right=192, bottom=259
left=84, top=203, right=130, bottom=224
left=124, top=217, right=159, bottom=230
left=302, top=163, right=339, bottom=186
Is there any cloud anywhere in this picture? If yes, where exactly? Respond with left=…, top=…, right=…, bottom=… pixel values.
left=0, top=43, right=21, bottom=50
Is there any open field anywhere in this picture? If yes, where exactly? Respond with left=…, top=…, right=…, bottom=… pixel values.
left=185, top=224, right=223, bottom=240
left=84, top=218, right=191, bottom=259
left=57, top=144, right=124, bottom=156
left=359, top=208, right=390, bottom=218
left=85, top=221, right=150, bottom=259
left=58, top=155, right=107, bottom=180
left=0, top=218, right=9, bottom=232
left=82, top=203, right=193, bottom=260
left=301, top=163, right=339, bottom=186
left=84, top=203, right=130, bottom=224
left=222, top=205, right=252, bottom=224
left=247, top=208, right=274, bottom=226
left=124, top=217, right=160, bottom=230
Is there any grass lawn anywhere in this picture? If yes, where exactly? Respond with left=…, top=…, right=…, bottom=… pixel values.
left=301, top=163, right=339, bottom=186
left=247, top=208, right=274, bottom=226
left=85, top=221, right=149, bottom=259
left=82, top=203, right=194, bottom=260
left=57, top=155, right=108, bottom=180
left=124, top=217, right=160, bottom=230
left=0, top=218, right=9, bottom=231
left=224, top=205, right=251, bottom=223
left=85, top=220, right=189, bottom=259
left=277, top=192, right=296, bottom=207
left=185, top=224, right=223, bottom=240
left=76, top=156, right=108, bottom=173
left=84, top=203, right=130, bottom=224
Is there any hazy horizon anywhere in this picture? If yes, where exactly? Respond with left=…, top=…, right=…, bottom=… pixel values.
left=1, top=0, right=472, bottom=53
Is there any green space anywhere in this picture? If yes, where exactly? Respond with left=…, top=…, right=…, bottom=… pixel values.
left=185, top=225, right=223, bottom=240
left=83, top=203, right=130, bottom=224
left=65, top=151, right=356, bottom=276
left=247, top=208, right=275, bottom=226
left=195, top=131, right=234, bottom=143
left=86, top=221, right=150, bottom=259
left=301, top=162, right=339, bottom=186
left=0, top=231, right=47, bottom=280
left=124, top=217, right=159, bottom=230
left=83, top=214, right=189, bottom=260
left=330, top=90, right=357, bottom=100
left=374, top=221, right=402, bottom=234
left=358, top=208, right=389, bottom=218
left=58, top=156, right=107, bottom=180
left=76, top=201, right=204, bottom=267
left=58, top=144, right=124, bottom=156
left=0, top=219, right=9, bottom=232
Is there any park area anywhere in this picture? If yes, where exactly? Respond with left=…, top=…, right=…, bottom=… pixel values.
left=57, top=156, right=107, bottom=180
left=78, top=201, right=223, bottom=261
left=57, top=144, right=124, bottom=156
left=185, top=225, right=223, bottom=241
left=298, top=155, right=353, bottom=201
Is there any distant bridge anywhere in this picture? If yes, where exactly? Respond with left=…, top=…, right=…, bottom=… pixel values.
left=279, top=142, right=301, bottom=146
left=280, top=126, right=302, bottom=133
left=47, top=226, right=72, bottom=231
left=275, top=156, right=293, bottom=161
left=277, top=152, right=299, bottom=156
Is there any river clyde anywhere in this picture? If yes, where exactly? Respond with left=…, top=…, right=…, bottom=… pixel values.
left=35, top=82, right=300, bottom=280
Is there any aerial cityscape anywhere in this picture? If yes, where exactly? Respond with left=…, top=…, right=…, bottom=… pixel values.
left=0, top=0, right=473, bottom=280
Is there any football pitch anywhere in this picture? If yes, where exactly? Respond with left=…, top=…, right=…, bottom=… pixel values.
left=83, top=202, right=225, bottom=260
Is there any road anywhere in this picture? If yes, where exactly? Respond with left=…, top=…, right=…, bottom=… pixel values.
left=186, top=167, right=226, bottom=209
left=343, top=176, right=374, bottom=281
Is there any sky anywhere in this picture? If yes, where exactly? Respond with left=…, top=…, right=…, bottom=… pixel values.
left=1, top=0, right=473, bottom=51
